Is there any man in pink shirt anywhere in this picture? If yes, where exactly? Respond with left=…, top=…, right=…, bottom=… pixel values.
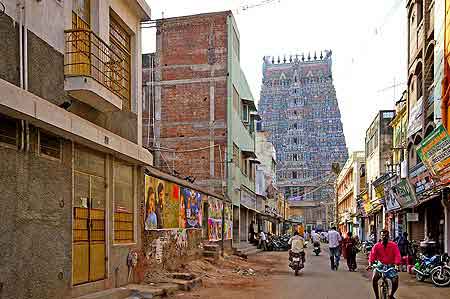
left=368, top=230, right=401, bottom=299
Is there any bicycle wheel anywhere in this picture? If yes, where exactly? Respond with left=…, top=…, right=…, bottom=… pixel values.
left=379, top=282, right=388, bottom=299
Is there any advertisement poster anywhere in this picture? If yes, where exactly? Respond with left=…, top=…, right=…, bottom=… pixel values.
left=181, top=187, right=203, bottom=228
left=417, top=124, right=450, bottom=184
left=391, top=179, right=417, bottom=208
left=144, top=175, right=181, bottom=230
left=407, top=97, right=423, bottom=138
left=383, top=175, right=401, bottom=212
left=224, top=203, right=232, bottom=240
left=208, top=197, right=223, bottom=241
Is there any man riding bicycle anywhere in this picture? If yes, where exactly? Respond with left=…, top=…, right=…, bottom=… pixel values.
left=368, top=230, right=401, bottom=299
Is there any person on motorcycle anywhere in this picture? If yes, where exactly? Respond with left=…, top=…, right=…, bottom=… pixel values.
left=328, top=226, right=342, bottom=271
left=288, top=231, right=305, bottom=263
left=368, top=230, right=401, bottom=299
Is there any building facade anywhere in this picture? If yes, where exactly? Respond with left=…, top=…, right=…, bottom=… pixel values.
left=258, top=52, right=348, bottom=230
left=336, top=151, right=365, bottom=238
left=142, top=11, right=258, bottom=246
left=0, top=0, right=152, bottom=298
left=364, top=110, right=395, bottom=239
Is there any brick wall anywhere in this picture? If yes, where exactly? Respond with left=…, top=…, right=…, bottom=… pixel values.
left=144, top=12, right=231, bottom=194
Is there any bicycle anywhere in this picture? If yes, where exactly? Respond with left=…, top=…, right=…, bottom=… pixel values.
left=368, top=262, right=398, bottom=299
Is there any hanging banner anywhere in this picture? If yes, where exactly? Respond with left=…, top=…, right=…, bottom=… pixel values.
left=391, top=179, right=417, bottom=208
left=417, top=124, right=450, bottom=184
left=407, top=97, right=423, bottom=138
left=408, top=162, right=435, bottom=198
left=362, top=192, right=372, bottom=215
left=383, top=174, right=401, bottom=212
left=224, top=203, right=233, bottom=240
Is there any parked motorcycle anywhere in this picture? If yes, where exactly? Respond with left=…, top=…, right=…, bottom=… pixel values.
left=289, top=251, right=305, bottom=276
left=362, top=240, right=374, bottom=256
left=414, top=253, right=450, bottom=287
left=313, top=241, right=321, bottom=256
left=430, top=253, right=450, bottom=287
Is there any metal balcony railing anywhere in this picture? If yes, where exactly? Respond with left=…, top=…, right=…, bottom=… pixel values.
left=64, top=29, right=130, bottom=108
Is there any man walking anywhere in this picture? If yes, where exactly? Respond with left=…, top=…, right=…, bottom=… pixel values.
left=328, top=226, right=342, bottom=271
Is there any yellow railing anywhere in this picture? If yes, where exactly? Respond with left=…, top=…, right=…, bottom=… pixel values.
left=64, top=29, right=130, bottom=108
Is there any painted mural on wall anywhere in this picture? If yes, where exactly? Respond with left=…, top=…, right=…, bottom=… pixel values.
left=145, top=175, right=181, bottom=229
left=181, top=187, right=203, bottom=228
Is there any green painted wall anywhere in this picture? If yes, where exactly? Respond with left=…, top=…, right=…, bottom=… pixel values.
left=226, top=14, right=256, bottom=206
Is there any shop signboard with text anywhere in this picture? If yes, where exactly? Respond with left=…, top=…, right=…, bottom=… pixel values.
left=417, top=124, right=450, bottom=185
left=408, top=162, right=435, bottom=199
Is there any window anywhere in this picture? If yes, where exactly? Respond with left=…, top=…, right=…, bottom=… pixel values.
left=110, top=12, right=131, bottom=109
left=242, top=104, right=249, bottom=122
left=233, top=143, right=239, bottom=166
left=292, top=171, right=298, bottom=179
left=0, top=114, right=18, bottom=148
left=293, top=153, right=298, bottom=161
left=241, top=153, right=248, bottom=176
left=114, top=160, right=134, bottom=244
left=293, top=137, right=298, bottom=144
left=72, top=0, right=90, bottom=29
left=417, top=1, right=423, bottom=24
left=39, top=130, right=62, bottom=160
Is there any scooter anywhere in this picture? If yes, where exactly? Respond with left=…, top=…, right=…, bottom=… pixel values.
left=289, top=251, right=305, bottom=276
left=313, top=241, right=321, bottom=256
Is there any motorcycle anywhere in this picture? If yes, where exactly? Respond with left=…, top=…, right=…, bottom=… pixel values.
left=430, top=253, right=450, bottom=287
left=413, top=253, right=450, bottom=287
left=362, top=240, right=374, bottom=256
left=313, top=241, right=321, bottom=256
left=289, top=251, right=305, bottom=276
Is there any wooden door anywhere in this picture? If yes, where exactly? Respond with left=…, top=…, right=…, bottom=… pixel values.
left=73, top=172, right=106, bottom=285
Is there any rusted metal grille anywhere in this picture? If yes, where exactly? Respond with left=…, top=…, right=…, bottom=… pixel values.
left=64, top=28, right=131, bottom=109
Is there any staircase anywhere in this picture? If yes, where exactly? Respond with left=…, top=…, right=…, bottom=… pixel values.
left=234, top=242, right=262, bottom=257
left=203, top=243, right=220, bottom=260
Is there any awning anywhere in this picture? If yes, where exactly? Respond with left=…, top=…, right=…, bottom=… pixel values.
left=249, top=158, right=261, bottom=164
left=242, top=150, right=257, bottom=159
left=242, top=98, right=257, bottom=111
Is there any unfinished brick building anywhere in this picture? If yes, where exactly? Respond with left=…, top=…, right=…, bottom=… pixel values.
left=259, top=52, right=348, bottom=228
left=143, top=12, right=259, bottom=243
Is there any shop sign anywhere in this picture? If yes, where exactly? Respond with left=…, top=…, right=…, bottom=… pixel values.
left=407, top=213, right=419, bottom=222
left=408, top=162, right=435, bottom=197
left=374, top=184, right=385, bottom=200
left=391, top=179, right=417, bottom=208
left=417, top=124, right=450, bottom=185
left=383, top=174, right=401, bottom=212
left=241, top=189, right=256, bottom=210
left=407, top=97, right=423, bottom=138
left=362, top=192, right=373, bottom=215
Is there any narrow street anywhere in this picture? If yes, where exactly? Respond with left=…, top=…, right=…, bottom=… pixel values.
left=175, top=248, right=450, bottom=299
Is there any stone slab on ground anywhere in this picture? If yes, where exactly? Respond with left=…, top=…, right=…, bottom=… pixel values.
left=163, top=277, right=203, bottom=291
left=170, top=272, right=195, bottom=280
left=125, top=284, right=164, bottom=297
left=73, top=288, right=133, bottom=299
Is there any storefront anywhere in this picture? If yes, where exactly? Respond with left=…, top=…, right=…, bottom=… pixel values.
left=240, top=187, right=258, bottom=242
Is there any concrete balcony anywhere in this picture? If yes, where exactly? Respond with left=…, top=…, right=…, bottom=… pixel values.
left=64, top=29, right=130, bottom=112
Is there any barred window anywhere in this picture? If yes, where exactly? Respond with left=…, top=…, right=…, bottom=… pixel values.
left=114, top=160, right=134, bottom=244
left=0, top=114, right=18, bottom=148
left=39, top=130, right=62, bottom=160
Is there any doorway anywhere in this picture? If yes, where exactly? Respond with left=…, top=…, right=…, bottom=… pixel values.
left=72, top=146, right=106, bottom=285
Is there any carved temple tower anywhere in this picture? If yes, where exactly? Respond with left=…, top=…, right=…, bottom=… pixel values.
left=258, top=51, right=348, bottom=229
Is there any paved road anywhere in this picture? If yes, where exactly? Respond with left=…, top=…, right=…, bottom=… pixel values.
left=175, top=247, right=450, bottom=299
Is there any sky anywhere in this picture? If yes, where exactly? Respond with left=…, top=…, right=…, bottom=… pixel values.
left=142, top=0, right=407, bottom=152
